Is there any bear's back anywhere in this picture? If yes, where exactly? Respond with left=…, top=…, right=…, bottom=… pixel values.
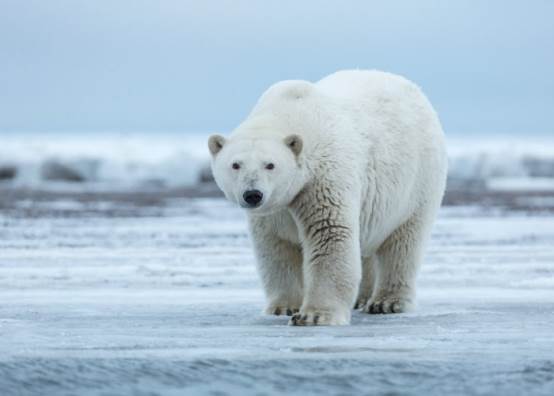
left=316, top=69, right=422, bottom=104
left=244, top=80, right=327, bottom=141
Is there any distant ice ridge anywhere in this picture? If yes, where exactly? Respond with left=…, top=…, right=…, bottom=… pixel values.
left=0, top=133, right=211, bottom=191
left=0, top=132, right=553, bottom=191
left=447, top=135, right=554, bottom=190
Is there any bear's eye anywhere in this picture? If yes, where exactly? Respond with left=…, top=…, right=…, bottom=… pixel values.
left=232, top=162, right=240, bottom=170
left=265, top=163, right=275, bottom=170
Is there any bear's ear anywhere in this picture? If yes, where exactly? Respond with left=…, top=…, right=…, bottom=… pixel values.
left=284, top=134, right=303, bottom=157
left=208, top=134, right=226, bottom=156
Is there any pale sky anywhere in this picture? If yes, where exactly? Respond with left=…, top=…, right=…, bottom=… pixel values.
left=0, top=0, right=553, bottom=135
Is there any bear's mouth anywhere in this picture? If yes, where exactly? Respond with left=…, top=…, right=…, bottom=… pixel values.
left=240, top=201, right=263, bottom=209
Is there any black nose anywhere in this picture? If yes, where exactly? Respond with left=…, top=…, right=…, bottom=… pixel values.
left=243, top=190, right=263, bottom=207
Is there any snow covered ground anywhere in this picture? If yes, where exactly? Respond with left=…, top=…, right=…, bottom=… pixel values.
left=1, top=194, right=554, bottom=396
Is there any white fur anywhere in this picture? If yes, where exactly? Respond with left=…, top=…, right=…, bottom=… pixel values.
left=208, top=70, right=447, bottom=326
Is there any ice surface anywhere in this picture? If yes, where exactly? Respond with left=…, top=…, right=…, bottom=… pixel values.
left=1, top=133, right=554, bottom=191
left=0, top=197, right=553, bottom=395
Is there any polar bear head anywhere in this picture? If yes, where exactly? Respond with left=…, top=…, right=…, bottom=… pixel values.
left=208, top=133, right=305, bottom=215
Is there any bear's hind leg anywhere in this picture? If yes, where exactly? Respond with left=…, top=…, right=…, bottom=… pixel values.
left=354, top=254, right=377, bottom=309
left=364, top=214, right=429, bottom=314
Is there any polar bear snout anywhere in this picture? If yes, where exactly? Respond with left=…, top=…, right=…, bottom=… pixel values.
left=242, top=189, right=264, bottom=208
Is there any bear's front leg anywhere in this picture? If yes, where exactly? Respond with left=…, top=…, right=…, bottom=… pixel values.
left=249, top=215, right=304, bottom=316
left=288, top=184, right=361, bottom=326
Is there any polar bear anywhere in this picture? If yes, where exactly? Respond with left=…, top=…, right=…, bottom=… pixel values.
left=208, top=70, right=447, bottom=326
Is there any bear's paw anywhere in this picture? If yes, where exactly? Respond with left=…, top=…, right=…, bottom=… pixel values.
left=264, top=303, right=300, bottom=317
left=288, top=307, right=350, bottom=326
left=362, top=296, right=414, bottom=314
